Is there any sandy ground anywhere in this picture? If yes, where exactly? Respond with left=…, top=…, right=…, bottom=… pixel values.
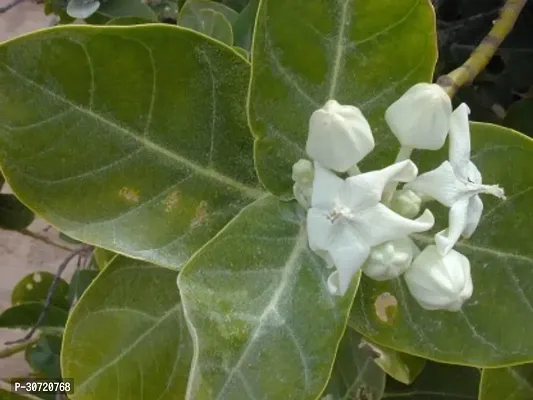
left=0, top=0, right=63, bottom=378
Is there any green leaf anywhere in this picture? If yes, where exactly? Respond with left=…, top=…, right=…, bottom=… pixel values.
left=178, top=195, right=359, bottom=399
left=383, top=361, right=480, bottom=399
left=479, top=364, right=533, bottom=400
left=232, top=46, right=249, bottom=59
left=105, top=16, right=154, bottom=26
left=0, top=303, right=67, bottom=329
left=179, top=0, right=239, bottom=25
left=61, top=256, right=192, bottom=399
left=0, top=194, right=34, bottom=231
left=86, top=0, right=158, bottom=24
left=182, top=9, right=235, bottom=45
left=0, top=25, right=263, bottom=269
left=360, top=338, right=426, bottom=385
left=93, top=247, right=117, bottom=270
left=59, top=232, right=82, bottom=244
left=323, top=329, right=385, bottom=400
left=232, top=0, right=259, bottom=50
left=352, top=123, right=533, bottom=367
left=0, top=388, right=40, bottom=400
left=25, top=334, right=62, bottom=378
left=248, top=0, right=437, bottom=197
left=503, top=99, right=533, bottom=137
left=67, top=269, right=99, bottom=303
left=11, top=271, right=69, bottom=310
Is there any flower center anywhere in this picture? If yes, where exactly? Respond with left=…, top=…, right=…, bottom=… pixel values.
left=328, top=205, right=354, bottom=223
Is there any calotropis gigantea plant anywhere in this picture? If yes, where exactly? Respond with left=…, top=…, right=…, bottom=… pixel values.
left=1, top=0, right=533, bottom=399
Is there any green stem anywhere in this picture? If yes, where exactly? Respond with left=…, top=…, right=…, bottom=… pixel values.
left=18, top=229, right=74, bottom=252
left=0, top=336, right=39, bottom=359
left=437, top=0, right=527, bottom=98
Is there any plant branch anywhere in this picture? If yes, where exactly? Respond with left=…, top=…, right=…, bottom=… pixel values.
left=0, top=336, right=39, bottom=358
left=18, top=229, right=74, bottom=252
left=5, top=245, right=92, bottom=346
left=0, top=0, right=24, bottom=13
left=437, top=0, right=527, bottom=98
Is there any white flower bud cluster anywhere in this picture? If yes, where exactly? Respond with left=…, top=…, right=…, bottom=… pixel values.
left=292, top=84, right=505, bottom=312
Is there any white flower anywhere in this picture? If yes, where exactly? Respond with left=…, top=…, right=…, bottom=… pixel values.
left=405, top=104, right=505, bottom=255
left=307, top=160, right=435, bottom=295
left=385, top=83, right=452, bottom=150
left=67, top=0, right=100, bottom=19
left=404, top=245, right=473, bottom=311
left=306, top=100, right=374, bottom=172
left=292, top=159, right=314, bottom=209
left=362, top=237, right=420, bottom=281
left=390, top=189, right=422, bottom=219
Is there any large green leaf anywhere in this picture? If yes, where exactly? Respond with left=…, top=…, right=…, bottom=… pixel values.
left=178, top=195, right=359, bottom=399
left=323, top=329, right=385, bottom=400
left=248, top=0, right=437, bottom=197
left=61, top=256, right=192, bottom=400
left=352, top=123, right=533, bottom=367
left=0, top=25, right=263, bottom=269
left=383, top=361, right=480, bottom=399
left=479, top=364, right=533, bottom=400
left=0, top=194, right=34, bottom=231
left=11, top=271, right=69, bottom=310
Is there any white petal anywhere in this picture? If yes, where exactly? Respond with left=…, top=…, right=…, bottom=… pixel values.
left=355, top=204, right=434, bottom=247
left=306, top=208, right=333, bottom=252
left=466, top=161, right=482, bottom=185
left=404, top=245, right=472, bottom=311
left=449, top=103, right=471, bottom=176
left=306, top=100, right=375, bottom=172
left=463, top=195, right=483, bottom=238
left=67, top=0, right=100, bottom=19
left=340, top=160, right=418, bottom=211
left=405, top=161, right=467, bottom=207
left=311, top=162, right=343, bottom=209
left=385, top=83, right=452, bottom=150
left=435, top=196, right=469, bottom=255
left=327, top=227, right=370, bottom=295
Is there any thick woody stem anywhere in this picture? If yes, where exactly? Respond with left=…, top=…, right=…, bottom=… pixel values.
left=437, top=0, right=527, bottom=98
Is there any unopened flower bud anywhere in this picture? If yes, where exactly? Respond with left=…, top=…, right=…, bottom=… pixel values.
left=292, top=159, right=314, bottom=209
left=363, top=237, right=419, bottom=281
left=404, top=245, right=473, bottom=311
left=306, top=100, right=374, bottom=172
left=385, top=83, right=452, bottom=150
left=390, top=189, right=422, bottom=219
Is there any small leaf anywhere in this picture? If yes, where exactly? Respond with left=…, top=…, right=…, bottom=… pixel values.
left=25, top=334, right=62, bottom=378
left=86, top=0, right=157, bottom=24
left=0, top=25, right=263, bottom=269
left=178, top=195, right=359, bottom=399
left=352, top=123, right=533, bottom=367
left=67, top=269, right=99, bottom=304
left=11, top=272, right=69, bottom=310
left=184, top=9, right=234, bottom=45
left=179, top=0, right=239, bottom=25
left=232, top=0, right=259, bottom=50
left=323, top=329, right=385, bottom=400
left=479, top=364, right=533, bottom=400
left=383, top=361, right=480, bottom=399
left=503, top=99, right=533, bottom=137
left=360, top=338, right=426, bottom=385
left=92, top=247, right=117, bottom=270
left=248, top=0, right=437, bottom=197
left=61, top=256, right=192, bottom=399
left=0, top=303, right=67, bottom=329
left=0, top=194, right=34, bottom=231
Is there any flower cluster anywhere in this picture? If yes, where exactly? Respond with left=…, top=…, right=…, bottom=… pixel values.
left=293, top=84, right=506, bottom=311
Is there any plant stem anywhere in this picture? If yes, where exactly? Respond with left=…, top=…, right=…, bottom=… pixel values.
left=18, top=229, right=74, bottom=252
left=0, top=336, right=39, bottom=359
left=437, top=0, right=527, bottom=98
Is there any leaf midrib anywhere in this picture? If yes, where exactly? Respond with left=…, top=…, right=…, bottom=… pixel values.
left=2, top=63, right=263, bottom=200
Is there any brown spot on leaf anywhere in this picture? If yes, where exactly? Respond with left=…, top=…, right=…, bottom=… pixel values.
left=191, top=201, right=208, bottom=227
left=119, top=187, right=140, bottom=203
left=374, top=292, right=398, bottom=323
left=163, top=191, right=180, bottom=212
